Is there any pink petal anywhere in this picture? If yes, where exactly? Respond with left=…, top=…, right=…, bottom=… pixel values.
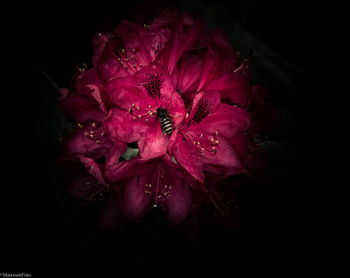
left=92, top=32, right=113, bottom=68
left=122, top=175, right=153, bottom=221
left=117, top=20, right=169, bottom=66
left=78, top=155, right=108, bottom=186
left=105, top=156, right=195, bottom=225
left=96, top=36, right=130, bottom=82
left=67, top=171, right=105, bottom=203
left=137, top=121, right=169, bottom=159
left=75, top=68, right=108, bottom=113
left=159, top=160, right=193, bottom=225
left=194, top=104, right=251, bottom=139
left=166, top=18, right=204, bottom=75
left=171, top=135, right=205, bottom=182
left=186, top=90, right=221, bottom=124
left=197, top=29, right=238, bottom=92
left=61, top=126, right=112, bottom=161
left=206, top=72, right=249, bottom=106
left=105, top=140, right=128, bottom=170
left=107, top=65, right=174, bottom=109
left=201, top=137, right=248, bottom=177
left=59, top=94, right=105, bottom=124
left=171, top=50, right=205, bottom=104
left=104, top=107, right=145, bottom=143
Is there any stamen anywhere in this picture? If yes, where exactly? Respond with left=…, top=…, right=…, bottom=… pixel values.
left=83, top=124, right=107, bottom=144
left=129, top=104, right=154, bottom=123
left=185, top=130, right=220, bottom=157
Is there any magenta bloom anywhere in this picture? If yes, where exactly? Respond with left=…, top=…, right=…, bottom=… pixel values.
left=105, top=155, right=197, bottom=226
left=68, top=155, right=110, bottom=205
left=92, top=9, right=203, bottom=83
left=59, top=68, right=126, bottom=166
left=58, top=8, right=277, bottom=230
left=171, top=29, right=250, bottom=107
left=169, top=90, right=251, bottom=183
left=105, top=64, right=186, bottom=159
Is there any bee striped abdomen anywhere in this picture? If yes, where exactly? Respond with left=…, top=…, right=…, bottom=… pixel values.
left=160, top=117, right=173, bottom=135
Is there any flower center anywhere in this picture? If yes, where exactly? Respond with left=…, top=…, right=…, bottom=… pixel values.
left=192, top=98, right=212, bottom=123
left=143, top=72, right=164, bottom=98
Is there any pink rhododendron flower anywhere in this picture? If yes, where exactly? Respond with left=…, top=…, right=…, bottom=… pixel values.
left=105, top=155, right=198, bottom=226
left=58, top=8, right=277, bottom=230
left=59, top=68, right=126, bottom=165
left=67, top=155, right=110, bottom=205
left=105, top=64, right=186, bottom=159
left=171, top=29, right=250, bottom=107
left=169, top=90, right=251, bottom=182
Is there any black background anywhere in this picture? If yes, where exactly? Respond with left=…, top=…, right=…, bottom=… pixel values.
left=2, top=0, right=346, bottom=275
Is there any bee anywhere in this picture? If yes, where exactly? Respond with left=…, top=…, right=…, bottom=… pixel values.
left=157, top=107, right=173, bottom=135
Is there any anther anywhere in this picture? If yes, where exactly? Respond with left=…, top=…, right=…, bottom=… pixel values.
left=77, top=123, right=83, bottom=128
left=133, top=116, right=136, bottom=120
left=145, top=119, right=149, bottom=122
left=91, top=122, right=96, bottom=127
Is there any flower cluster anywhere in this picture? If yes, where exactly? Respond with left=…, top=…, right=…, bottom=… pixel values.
left=59, top=9, right=276, bottom=228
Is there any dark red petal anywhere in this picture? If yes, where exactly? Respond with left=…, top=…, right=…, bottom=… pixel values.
left=59, top=94, right=105, bottom=124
